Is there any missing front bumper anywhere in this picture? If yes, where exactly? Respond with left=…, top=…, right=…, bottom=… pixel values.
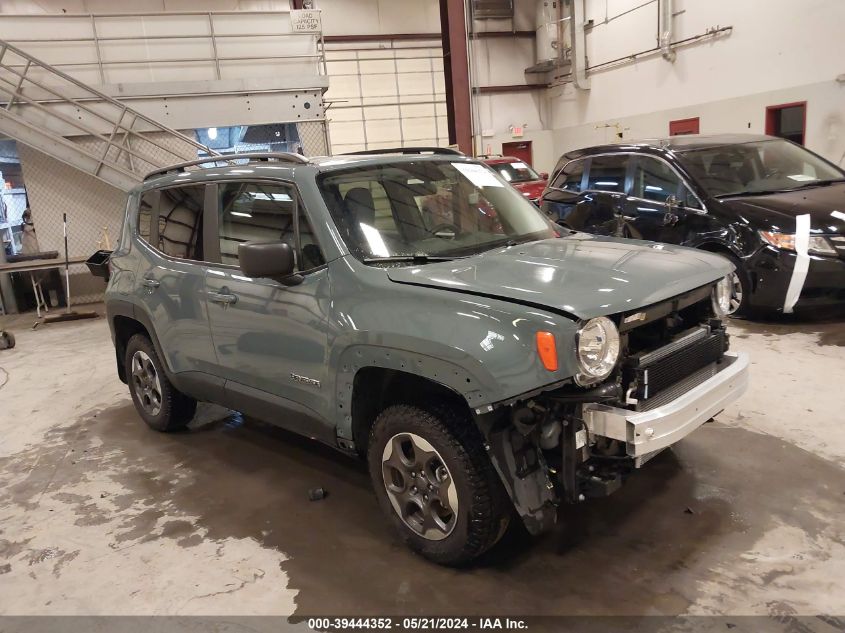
left=581, top=352, right=749, bottom=459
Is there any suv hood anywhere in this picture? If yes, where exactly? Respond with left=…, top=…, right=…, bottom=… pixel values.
left=719, top=182, right=845, bottom=233
left=386, top=234, right=732, bottom=320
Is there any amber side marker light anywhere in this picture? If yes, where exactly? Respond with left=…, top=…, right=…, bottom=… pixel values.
left=535, top=331, right=558, bottom=371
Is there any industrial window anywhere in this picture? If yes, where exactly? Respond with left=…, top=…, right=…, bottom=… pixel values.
left=157, top=185, right=205, bottom=261
left=586, top=155, right=628, bottom=193
left=765, top=102, right=806, bottom=145
left=551, top=159, right=586, bottom=192
left=217, top=182, right=324, bottom=272
left=669, top=117, right=700, bottom=136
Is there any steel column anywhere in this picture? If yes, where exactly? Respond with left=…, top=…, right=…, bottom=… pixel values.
left=440, top=0, right=472, bottom=155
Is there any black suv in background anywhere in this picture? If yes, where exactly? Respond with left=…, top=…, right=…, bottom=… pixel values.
left=540, top=134, right=845, bottom=315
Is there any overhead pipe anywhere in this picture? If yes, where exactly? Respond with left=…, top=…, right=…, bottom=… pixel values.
left=568, top=0, right=591, bottom=90
left=659, top=0, right=676, bottom=62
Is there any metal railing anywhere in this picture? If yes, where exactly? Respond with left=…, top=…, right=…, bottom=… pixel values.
left=0, top=11, right=327, bottom=84
left=0, top=39, right=219, bottom=187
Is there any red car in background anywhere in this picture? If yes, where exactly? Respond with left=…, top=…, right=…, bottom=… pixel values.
left=481, top=155, right=548, bottom=204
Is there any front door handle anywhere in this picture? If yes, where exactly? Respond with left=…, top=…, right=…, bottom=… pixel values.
left=141, top=277, right=160, bottom=289
left=209, top=290, right=238, bottom=306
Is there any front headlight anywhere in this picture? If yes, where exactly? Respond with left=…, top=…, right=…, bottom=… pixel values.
left=575, top=316, right=620, bottom=386
left=712, top=275, right=732, bottom=316
left=759, top=231, right=836, bottom=256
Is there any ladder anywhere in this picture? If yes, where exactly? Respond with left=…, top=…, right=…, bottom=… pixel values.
left=0, top=39, right=219, bottom=191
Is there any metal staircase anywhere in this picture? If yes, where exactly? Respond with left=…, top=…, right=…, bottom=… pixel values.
left=0, top=40, right=218, bottom=191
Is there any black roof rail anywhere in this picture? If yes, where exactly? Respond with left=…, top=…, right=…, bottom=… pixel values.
left=342, top=146, right=464, bottom=157
left=144, top=152, right=309, bottom=181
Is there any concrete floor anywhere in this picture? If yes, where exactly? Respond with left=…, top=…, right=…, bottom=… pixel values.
left=0, top=307, right=843, bottom=617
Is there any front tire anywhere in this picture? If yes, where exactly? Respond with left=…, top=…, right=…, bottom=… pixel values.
left=723, top=254, right=751, bottom=316
left=125, top=334, right=196, bottom=432
left=368, top=403, right=511, bottom=566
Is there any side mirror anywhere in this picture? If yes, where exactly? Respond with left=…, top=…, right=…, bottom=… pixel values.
left=665, top=195, right=681, bottom=210
left=539, top=172, right=549, bottom=181
left=238, top=241, right=300, bottom=284
left=663, top=195, right=682, bottom=226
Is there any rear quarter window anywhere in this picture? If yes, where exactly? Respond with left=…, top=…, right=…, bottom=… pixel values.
left=137, top=190, right=156, bottom=242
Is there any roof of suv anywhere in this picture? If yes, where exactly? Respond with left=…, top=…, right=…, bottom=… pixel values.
left=142, top=147, right=474, bottom=186
left=562, top=133, right=776, bottom=160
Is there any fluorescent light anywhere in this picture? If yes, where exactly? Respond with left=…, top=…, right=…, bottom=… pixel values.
left=230, top=211, right=252, bottom=218
left=208, top=127, right=218, bottom=140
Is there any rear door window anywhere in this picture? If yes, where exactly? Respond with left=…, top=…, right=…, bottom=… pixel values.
left=585, top=155, right=629, bottom=193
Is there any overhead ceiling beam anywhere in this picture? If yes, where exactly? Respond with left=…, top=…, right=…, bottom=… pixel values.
left=323, top=30, right=534, bottom=43
left=474, top=84, right=548, bottom=94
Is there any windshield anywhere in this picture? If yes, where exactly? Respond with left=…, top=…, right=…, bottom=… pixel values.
left=676, top=139, right=844, bottom=197
left=488, top=161, right=542, bottom=183
left=318, top=160, right=558, bottom=262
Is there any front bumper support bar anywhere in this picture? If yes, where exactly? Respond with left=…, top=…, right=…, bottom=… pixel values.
left=582, top=352, right=749, bottom=458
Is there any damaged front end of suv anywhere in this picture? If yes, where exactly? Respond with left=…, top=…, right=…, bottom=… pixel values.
left=471, top=274, right=747, bottom=535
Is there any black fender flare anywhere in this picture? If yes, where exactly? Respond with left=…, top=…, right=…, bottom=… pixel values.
left=106, top=300, right=173, bottom=382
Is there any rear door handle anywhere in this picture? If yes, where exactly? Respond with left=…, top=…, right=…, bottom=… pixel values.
left=141, top=278, right=160, bottom=289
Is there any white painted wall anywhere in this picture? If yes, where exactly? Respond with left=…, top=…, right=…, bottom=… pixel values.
left=317, top=0, right=441, bottom=36
left=469, top=0, right=553, bottom=169
left=547, top=0, right=845, bottom=167
left=468, top=0, right=845, bottom=172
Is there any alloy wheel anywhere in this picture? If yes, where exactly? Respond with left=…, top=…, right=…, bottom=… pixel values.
left=381, top=432, right=459, bottom=541
left=726, top=271, right=743, bottom=315
left=131, top=350, right=163, bottom=416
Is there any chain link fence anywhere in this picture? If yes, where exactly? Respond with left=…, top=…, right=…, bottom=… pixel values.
left=14, top=120, right=330, bottom=308
left=297, top=120, right=330, bottom=157
left=18, top=130, right=201, bottom=306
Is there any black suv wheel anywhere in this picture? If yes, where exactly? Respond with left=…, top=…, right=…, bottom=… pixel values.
left=723, top=254, right=751, bottom=316
left=125, top=334, right=196, bottom=432
left=368, top=403, right=511, bottom=565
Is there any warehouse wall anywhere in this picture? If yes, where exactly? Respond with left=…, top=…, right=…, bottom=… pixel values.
left=547, top=0, right=845, bottom=166
left=470, top=0, right=555, bottom=171
left=318, top=0, right=441, bottom=35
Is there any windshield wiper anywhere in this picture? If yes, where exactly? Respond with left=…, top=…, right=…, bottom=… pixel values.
left=782, top=178, right=845, bottom=190
left=717, top=178, right=845, bottom=198
left=362, top=254, right=462, bottom=264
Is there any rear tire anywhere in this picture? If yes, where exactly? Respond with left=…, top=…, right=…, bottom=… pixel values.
left=368, top=403, right=511, bottom=566
left=125, top=334, right=196, bottom=432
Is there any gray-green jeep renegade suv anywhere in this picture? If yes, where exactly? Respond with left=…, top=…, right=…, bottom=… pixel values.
left=103, top=148, right=749, bottom=565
